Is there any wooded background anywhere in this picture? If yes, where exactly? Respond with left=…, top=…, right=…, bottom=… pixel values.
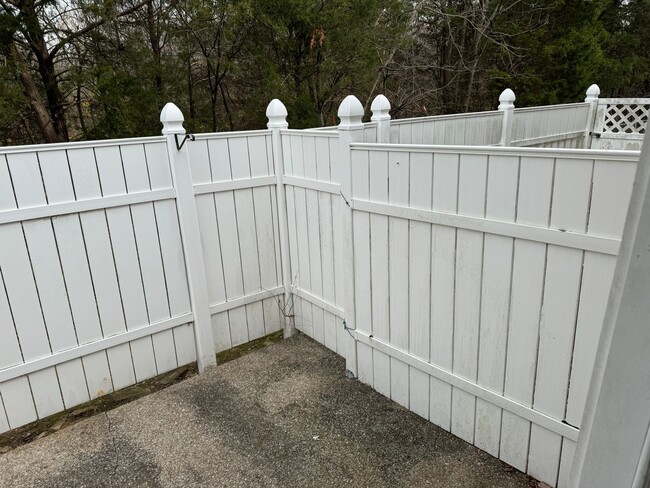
left=1, top=0, right=648, bottom=145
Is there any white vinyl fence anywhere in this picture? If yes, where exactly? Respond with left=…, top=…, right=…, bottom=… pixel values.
left=0, top=137, right=198, bottom=430
left=0, top=84, right=644, bottom=488
left=0, top=111, right=285, bottom=434
left=279, top=91, right=641, bottom=488
left=591, top=97, right=650, bottom=150
left=348, top=142, right=636, bottom=488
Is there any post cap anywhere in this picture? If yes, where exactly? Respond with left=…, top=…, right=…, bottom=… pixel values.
left=498, top=89, right=516, bottom=110
left=160, top=103, right=186, bottom=135
left=266, top=99, right=289, bottom=128
left=585, top=84, right=601, bottom=103
left=338, top=95, right=364, bottom=129
left=370, top=94, right=391, bottom=121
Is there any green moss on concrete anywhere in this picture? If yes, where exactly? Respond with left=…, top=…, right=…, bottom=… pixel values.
left=217, top=330, right=284, bottom=364
left=0, top=330, right=285, bottom=454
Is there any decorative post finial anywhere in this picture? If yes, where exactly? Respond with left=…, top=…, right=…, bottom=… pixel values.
left=160, top=102, right=186, bottom=135
left=585, top=84, right=601, bottom=103
left=498, top=88, right=516, bottom=111
left=266, top=99, right=289, bottom=129
left=338, top=95, right=364, bottom=129
left=370, top=94, right=391, bottom=121
left=498, top=89, right=515, bottom=146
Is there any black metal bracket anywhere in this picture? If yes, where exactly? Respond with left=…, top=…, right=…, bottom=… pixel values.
left=589, top=131, right=602, bottom=138
left=175, top=133, right=195, bottom=150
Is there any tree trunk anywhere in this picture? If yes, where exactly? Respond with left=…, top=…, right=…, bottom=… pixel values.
left=10, top=44, right=59, bottom=143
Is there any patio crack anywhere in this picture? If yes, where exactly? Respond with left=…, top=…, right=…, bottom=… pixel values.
left=105, top=411, right=119, bottom=486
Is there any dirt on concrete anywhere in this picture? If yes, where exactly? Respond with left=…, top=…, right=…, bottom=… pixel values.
left=0, top=333, right=537, bottom=487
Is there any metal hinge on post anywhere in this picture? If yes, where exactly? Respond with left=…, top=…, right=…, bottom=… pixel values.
left=590, top=131, right=602, bottom=138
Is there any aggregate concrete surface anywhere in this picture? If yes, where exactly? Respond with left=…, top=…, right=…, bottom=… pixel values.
left=0, top=333, right=534, bottom=487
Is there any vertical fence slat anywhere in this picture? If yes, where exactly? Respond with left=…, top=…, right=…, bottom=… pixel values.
left=499, top=156, right=554, bottom=472
left=429, top=152, right=458, bottom=431
left=388, top=149, right=410, bottom=407
left=475, top=154, right=518, bottom=456
left=408, top=151, right=433, bottom=419
left=249, top=134, right=281, bottom=336
left=303, top=136, right=325, bottom=344
left=352, top=149, right=372, bottom=385
left=369, top=149, right=390, bottom=397
left=451, top=154, right=487, bottom=444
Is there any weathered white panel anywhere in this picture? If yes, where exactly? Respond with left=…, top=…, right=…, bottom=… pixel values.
left=451, top=154, right=487, bottom=442
left=95, top=146, right=158, bottom=382
left=428, top=152, right=457, bottom=431
left=3, top=152, right=64, bottom=418
left=40, top=149, right=112, bottom=403
left=475, top=154, right=518, bottom=456
left=352, top=149, right=372, bottom=386
left=500, top=154, right=555, bottom=471
left=388, top=150, right=410, bottom=408
left=408, top=151, right=433, bottom=418
left=68, top=147, right=136, bottom=391
left=369, top=150, right=390, bottom=396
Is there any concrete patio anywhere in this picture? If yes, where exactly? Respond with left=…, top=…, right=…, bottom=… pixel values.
left=0, top=334, right=533, bottom=487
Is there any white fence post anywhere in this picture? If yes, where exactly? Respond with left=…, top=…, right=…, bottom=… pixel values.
left=337, top=95, right=364, bottom=377
left=584, top=84, right=601, bottom=149
left=161, top=103, right=216, bottom=372
left=266, top=99, right=296, bottom=338
left=570, top=120, right=650, bottom=488
left=371, top=94, right=391, bottom=143
left=499, top=88, right=515, bottom=147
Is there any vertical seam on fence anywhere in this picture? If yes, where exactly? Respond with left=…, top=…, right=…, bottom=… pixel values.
left=228, top=137, right=250, bottom=343
left=367, top=150, right=374, bottom=387
left=205, top=140, right=232, bottom=347
left=247, top=136, right=266, bottom=338
left=144, top=145, right=178, bottom=368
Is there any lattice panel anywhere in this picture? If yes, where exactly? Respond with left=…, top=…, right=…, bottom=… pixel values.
left=604, top=104, right=649, bottom=134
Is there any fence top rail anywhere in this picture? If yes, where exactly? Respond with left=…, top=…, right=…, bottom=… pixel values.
left=0, top=135, right=166, bottom=155
left=306, top=126, right=339, bottom=131
left=513, top=102, right=589, bottom=114
left=599, top=97, right=650, bottom=105
left=281, top=128, right=339, bottom=138
left=192, top=128, right=271, bottom=140
left=389, top=110, right=501, bottom=126
left=350, top=142, right=640, bottom=162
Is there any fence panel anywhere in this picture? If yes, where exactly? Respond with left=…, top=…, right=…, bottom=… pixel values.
left=280, top=129, right=345, bottom=355
left=389, top=112, right=503, bottom=145
left=347, top=143, right=638, bottom=487
left=0, top=138, right=196, bottom=433
left=512, top=103, right=590, bottom=148
left=189, top=131, right=283, bottom=352
left=591, top=98, right=649, bottom=150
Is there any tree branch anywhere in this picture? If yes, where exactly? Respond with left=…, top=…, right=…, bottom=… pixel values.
left=50, top=0, right=152, bottom=58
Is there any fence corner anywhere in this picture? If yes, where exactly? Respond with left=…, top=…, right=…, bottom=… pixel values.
left=266, top=99, right=296, bottom=339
